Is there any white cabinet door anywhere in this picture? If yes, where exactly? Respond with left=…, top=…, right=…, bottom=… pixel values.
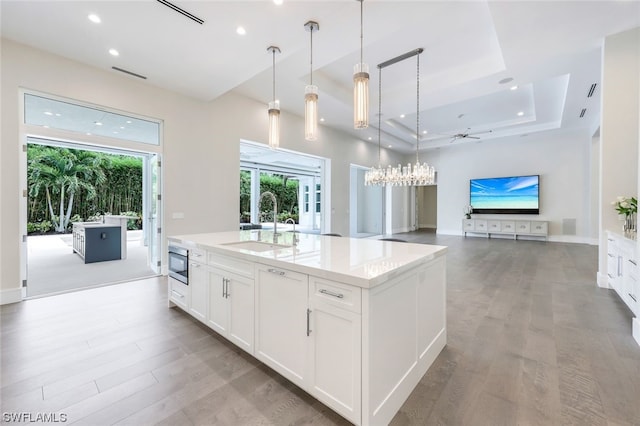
left=188, top=260, right=208, bottom=323
left=227, top=273, right=254, bottom=353
left=169, top=276, right=189, bottom=310
left=309, top=298, right=361, bottom=425
left=207, top=269, right=229, bottom=335
left=255, top=265, right=310, bottom=389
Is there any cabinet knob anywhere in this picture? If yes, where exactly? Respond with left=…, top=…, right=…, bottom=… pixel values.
left=268, top=268, right=285, bottom=276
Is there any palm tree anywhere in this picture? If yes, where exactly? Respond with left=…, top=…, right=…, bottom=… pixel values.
left=28, top=146, right=108, bottom=232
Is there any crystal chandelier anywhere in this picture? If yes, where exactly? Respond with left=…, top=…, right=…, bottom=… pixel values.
left=365, top=48, right=436, bottom=186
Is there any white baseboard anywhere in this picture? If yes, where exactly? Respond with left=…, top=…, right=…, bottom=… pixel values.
left=596, top=272, right=610, bottom=289
left=0, top=287, right=23, bottom=305
left=419, top=223, right=436, bottom=229
left=392, top=226, right=412, bottom=234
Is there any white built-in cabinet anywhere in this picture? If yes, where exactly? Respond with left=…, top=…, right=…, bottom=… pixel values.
left=207, top=253, right=255, bottom=353
left=463, top=218, right=548, bottom=240
left=254, top=266, right=361, bottom=423
left=188, top=247, right=208, bottom=323
left=606, top=231, right=639, bottom=346
left=168, top=242, right=446, bottom=426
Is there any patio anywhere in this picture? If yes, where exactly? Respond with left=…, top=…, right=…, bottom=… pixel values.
left=26, top=230, right=157, bottom=298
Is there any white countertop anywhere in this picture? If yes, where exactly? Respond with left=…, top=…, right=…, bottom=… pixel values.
left=168, top=231, right=447, bottom=288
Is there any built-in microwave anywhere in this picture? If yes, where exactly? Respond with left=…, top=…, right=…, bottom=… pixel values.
left=168, top=245, right=188, bottom=284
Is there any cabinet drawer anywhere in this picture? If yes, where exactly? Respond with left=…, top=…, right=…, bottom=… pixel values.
left=209, top=253, right=254, bottom=278
left=310, top=277, right=361, bottom=314
left=189, top=247, right=207, bottom=263
left=474, top=220, right=487, bottom=231
left=169, top=277, right=189, bottom=309
left=530, top=221, right=548, bottom=235
left=462, top=219, right=474, bottom=231
left=488, top=221, right=501, bottom=232
left=516, top=221, right=531, bottom=233
left=501, top=221, right=515, bottom=232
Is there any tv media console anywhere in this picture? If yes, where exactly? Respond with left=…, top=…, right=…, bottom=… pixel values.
left=463, top=218, right=548, bottom=240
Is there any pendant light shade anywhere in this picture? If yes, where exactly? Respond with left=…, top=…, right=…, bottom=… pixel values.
left=268, top=100, right=280, bottom=149
left=304, top=21, right=319, bottom=141
left=304, top=86, right=318, bottom=141
left=267, top=46, right=281, bottom=150
left=354, top=0, right=369, bottom=129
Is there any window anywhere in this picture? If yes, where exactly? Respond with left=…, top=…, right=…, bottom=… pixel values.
left=315, top=183, right=321, bottom=213
left=304, top=185, right=310, bottom=213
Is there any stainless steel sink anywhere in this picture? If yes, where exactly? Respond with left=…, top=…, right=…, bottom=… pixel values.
left=221, top=240, right=290, bottom=252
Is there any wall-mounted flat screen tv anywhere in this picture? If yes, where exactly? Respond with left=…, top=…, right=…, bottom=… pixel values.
left=470, top=175, right=539, bottom=214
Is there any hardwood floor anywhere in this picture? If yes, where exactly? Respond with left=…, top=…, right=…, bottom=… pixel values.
left=2, top=233, right=639, bottom=425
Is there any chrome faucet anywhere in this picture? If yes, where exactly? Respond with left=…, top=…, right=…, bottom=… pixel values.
left=285, top=217, right=297, bottom=246
left=258, top=191, right=278, bottom=238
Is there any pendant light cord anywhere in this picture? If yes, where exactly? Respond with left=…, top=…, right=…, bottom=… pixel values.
left=310, top=26, right=314, bottom=85
left=416, top=51, right=420, bottom=165
left=360, top=0, right=364, bottom=65
left=378, top=65, right=382, bottom=166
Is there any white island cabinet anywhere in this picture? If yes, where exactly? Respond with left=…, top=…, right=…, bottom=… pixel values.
left=168, top=231, right=447, bottom=426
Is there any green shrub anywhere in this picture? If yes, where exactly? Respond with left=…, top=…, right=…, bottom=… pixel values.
left=36, top=220, right=53, bottom=233
left=120, top=211, right=142, bottom=230
left=27, top=222, right=38, bottom=234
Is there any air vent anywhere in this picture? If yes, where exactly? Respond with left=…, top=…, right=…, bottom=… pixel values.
left=156, top=0, right=204, bottom=25
left=579, top=108, right=587, bottom=118
left=112, top=66, right=147, bottom=80
left=587, top=83, right=597, bottom=98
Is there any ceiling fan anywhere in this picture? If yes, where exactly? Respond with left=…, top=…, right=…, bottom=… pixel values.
left=447, top=129, right=493, bottom=143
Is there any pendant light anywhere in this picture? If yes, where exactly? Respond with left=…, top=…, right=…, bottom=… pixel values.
left=353, top=0, right=369, bottom=129
left=267, top=46, right=281, bottom=150
left=304, top=21, right=319, bottom=141
left=365, top=48, right=436, bottom=186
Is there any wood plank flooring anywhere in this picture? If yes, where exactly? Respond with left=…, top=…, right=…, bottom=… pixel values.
left=2, top=232, right=639, bottom=425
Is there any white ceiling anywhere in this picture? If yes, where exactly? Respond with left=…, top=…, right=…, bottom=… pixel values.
left=2, top=1, right=639, bottom=154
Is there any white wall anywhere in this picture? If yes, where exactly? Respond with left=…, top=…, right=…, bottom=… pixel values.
left=0, top=39, right=406, bottom=303
left=415, top=129, right=594, bottom=242
left=598, top=27, right=640, bottom=285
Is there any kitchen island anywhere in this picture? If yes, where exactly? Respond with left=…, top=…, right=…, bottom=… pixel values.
left=167, top=230, right=447, bottom=426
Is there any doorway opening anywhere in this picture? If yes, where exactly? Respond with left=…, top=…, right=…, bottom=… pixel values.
left=350, top=164, right=384, bottom=238
left=240, top=141, right=328, bottom=234
left=24, top=139, right=161, bottom=298
left=20, top=91, right=163, bottom=299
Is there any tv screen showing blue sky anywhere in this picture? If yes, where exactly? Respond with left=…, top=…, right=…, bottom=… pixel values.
left=470, top=175, right=539, bottom=209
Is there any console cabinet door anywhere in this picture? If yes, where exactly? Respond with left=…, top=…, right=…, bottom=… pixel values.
left=188, top=260, right=208, bottom=323
left=255, top=265, right=310, bottom=389
left=227, top=273, right=254, bottom=353
left=309, top=297, right=361, bottom=425
left=207, top=269, right=229, bottom=335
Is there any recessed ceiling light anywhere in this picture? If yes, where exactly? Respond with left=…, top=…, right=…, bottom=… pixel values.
left=126, top=120, right=132, bottom=124
left=94, top=121, right=103, bottom=126
left=422, top=130, right=428, bottom=134
left=400, top=114, right=405, bottom=118
left=88, top=14, right=101, bottom=24
left=368, top=137, right=372, bottom=140
left=510, top=85, right=518, bottom=91
left=388, top=145, right=392, bottom=148
left=236, top=26, right=246, bottom=35
left=120, top=126, right=125, bottom=129
left=109, top=48, right=119, bottom=57
left=517, top=111, right=524, bottom=116
left=320, top=117, right=325, bottom=122
left=44, top=111, right=53, bottom=116
left=55, top=113, right=61, bottom=117
left=86, top=132, right=92, bottom=136
left=113, top=131, right=119, bottom=134
left=273, top=0, right=283, bottom=5
left=499, top=77, right=514, bottom=84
